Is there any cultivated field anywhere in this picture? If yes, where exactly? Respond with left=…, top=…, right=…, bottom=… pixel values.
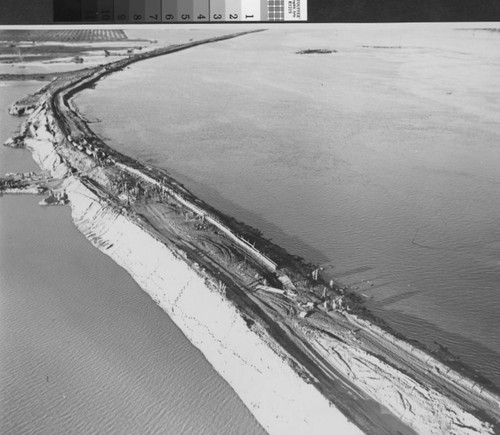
left=0, top=29, right=148, bottom=69
left=0, top=29, right=128, bottom=42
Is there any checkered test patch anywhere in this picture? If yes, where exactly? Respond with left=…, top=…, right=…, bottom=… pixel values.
left=268, top=0, right=285, bottom=20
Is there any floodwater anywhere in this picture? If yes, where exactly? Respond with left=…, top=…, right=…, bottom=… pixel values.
left=77, top=23, right=500, bottom=388
left=0, top=83, right=265, bottom=434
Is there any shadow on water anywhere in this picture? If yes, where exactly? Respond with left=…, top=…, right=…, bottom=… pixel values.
left=370, top=290, right=422, bottom=307
left=157, top=164, right=331, bottom=265
left=330, top=265, right=374, bottom=279
left=158, top=161, right=500, bottom=389
left=362, top=281, right=393, bottom=291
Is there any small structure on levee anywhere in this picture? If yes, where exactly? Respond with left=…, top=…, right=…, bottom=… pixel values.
left=39, top=189, right=69, bottom=206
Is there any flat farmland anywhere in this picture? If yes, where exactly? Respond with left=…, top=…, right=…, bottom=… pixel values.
left=0, top=29, right=128, bottom=42
left=0, top=29, right=149, bottom=66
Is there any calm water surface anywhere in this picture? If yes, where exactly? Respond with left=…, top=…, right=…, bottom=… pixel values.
left=77, top=24, right=500, bottom=387
left=0, top=83, right=265, bottom=434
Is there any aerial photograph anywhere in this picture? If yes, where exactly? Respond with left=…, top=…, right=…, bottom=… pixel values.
left=0, top=16, right=500, bottom=435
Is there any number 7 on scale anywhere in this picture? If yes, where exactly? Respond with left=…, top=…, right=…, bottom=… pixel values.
left=145, top=0, right=161, bottom=21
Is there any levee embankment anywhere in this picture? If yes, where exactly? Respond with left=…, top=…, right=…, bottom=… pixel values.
left=66, top=176, right=363, bottom=435
left=4, top=31, right=500, bottom=435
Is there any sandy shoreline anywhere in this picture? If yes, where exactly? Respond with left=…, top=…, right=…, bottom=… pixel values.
left=64, top=176, right=363, bottom=434
left=3, top=30, right=500, bottom=434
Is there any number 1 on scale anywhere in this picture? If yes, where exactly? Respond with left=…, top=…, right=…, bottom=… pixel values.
left=241, top=0, right=260, bottom=20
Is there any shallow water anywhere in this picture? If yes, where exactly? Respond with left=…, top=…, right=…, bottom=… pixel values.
left=0, top=83, right=265, bottom=434
left=77, top=23, right=500, bottom=387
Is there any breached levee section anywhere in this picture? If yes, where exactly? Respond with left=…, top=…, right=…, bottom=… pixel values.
left=65, top=177, right=363, bottom=435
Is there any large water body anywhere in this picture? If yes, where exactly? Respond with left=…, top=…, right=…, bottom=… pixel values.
left=77, top=24, right=500, bottom=387
left=0, top=83, right=265, bottom=434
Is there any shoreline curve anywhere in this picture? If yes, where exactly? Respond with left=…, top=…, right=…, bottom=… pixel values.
left=3, top=31, right=500, bottom=434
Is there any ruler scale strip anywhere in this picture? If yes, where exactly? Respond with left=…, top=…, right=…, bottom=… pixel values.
left=193, top=0, right=210, bottom=21
left=114, top=0, right=129, bottom=21
left=97, top=0, right=114, bottom=21
left=177, top=0, right=193, bottom=22
left=241, top=0, right=260, bottom=21
left=225, top=0, right=241, bottom=21
left=129, top=0, right=145, bottom=22
left=58, top=0, right=307, bottom=22
left=161, top=0, right=177, bottom=21
left=145, top=0, right=162, bottom=22
left=259, top=0, right=268, bottom=21
left=210, top=0, right=225, bottom=22
left=82, top=0, right=98, bottom=22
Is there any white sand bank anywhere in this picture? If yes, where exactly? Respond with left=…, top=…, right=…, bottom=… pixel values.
left=16, top=105, right=364, bottom=434
left=65, top=177, right=363, bottom=435
left=10, top=27, right=500, bottom=430
left=22, top=104, right=496, bottom=434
